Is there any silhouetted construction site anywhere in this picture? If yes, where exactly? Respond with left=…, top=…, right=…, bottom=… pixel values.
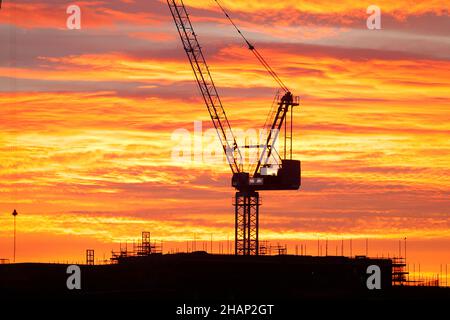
left=1, top=0, right=449, bottom=303
left=2, top=231, right=450, bottom=301
left=108, top=231, right=448, bottom=288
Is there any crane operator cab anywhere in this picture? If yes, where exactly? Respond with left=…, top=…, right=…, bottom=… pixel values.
left=232, top=160, right=301, bottom=191
left=232, top=90, right=301, bottom=192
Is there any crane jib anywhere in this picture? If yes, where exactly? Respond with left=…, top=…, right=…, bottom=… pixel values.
left=167, top=0, right=243, bottom=174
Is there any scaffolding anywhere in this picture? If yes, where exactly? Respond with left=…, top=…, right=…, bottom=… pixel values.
left=259, top=241, right=287, bottom=256
left=111, top=231, right=162, bottom=263
left=392, top=257, right=407, bottom=285
left=391, top=257, right=443, bottom=287
left=274, top=244, right=288, bottom=255
left=259, top=240, right=270, bottom=255
left=86, top=249, right=95, bottom=265
left=137, top=231, right=152, bottom=256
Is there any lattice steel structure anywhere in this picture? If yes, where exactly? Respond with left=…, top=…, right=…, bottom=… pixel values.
left=86, top=249, right=95, bottom=265
left=137, top=231, right=152, bottom=256
left=234, top=192, right=260, bottom=255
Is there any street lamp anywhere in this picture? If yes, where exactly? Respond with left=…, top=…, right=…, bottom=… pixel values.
left=12, top=209, right=18, bottom=263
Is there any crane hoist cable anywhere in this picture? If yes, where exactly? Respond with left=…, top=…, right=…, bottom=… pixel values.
left=213, top=0, right=290, bottom=93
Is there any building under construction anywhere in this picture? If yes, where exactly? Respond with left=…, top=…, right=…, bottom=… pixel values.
left=2, top=231, right=450, bottom=301
left=0, top=252, right=391, bottom=300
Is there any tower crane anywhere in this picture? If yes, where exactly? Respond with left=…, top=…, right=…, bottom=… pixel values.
left=168, top=0, right=301, bottom=255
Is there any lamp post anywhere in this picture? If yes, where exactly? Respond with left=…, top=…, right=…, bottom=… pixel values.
left=404, top=237, right=407, bottom=283
left=404, top=237, right=407, bottom=261
left=12, top=209, right=18, bottom=263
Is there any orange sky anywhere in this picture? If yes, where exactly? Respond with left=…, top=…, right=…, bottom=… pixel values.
left=0, top=1, right=449, bottom=276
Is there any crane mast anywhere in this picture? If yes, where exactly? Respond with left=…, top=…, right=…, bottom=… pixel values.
left=168, top=0, right=243, bottom=174
left=168, top=0, right=301, bottom=255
